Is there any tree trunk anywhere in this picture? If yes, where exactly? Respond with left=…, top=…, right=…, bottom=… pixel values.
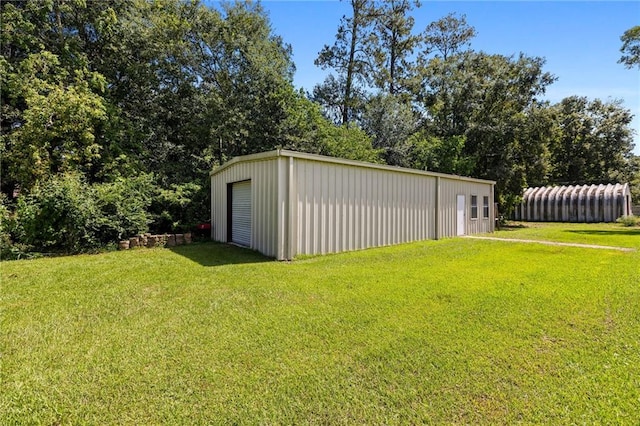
left=343, top=0, right=362, bottom=126
left=389, top=30, right=397, bottom=95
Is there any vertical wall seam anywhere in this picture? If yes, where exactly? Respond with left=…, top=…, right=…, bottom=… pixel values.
left=435, top=176, right=441, bottom=240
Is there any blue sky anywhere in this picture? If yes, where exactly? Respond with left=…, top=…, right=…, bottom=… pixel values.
left=213, top=1, right=640, bottom=154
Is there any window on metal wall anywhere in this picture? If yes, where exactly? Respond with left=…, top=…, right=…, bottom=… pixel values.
left=483, top=196, right=490, bottom=219
left=471, top=195, right=478, bottom=219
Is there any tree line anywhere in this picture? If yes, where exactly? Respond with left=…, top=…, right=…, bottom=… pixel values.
left=313, top=0, right=638, bottom=208
left=1, top=0, right=638, bottom=257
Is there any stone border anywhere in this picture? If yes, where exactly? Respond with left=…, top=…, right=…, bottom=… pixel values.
left=118, top=233, right=192, bottom=250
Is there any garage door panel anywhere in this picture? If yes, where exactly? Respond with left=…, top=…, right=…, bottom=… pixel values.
left=231, top=180, right=251, bottom=247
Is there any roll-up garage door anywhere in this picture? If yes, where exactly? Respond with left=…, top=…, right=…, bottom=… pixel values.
left=231, top=180, right=252, bottom=247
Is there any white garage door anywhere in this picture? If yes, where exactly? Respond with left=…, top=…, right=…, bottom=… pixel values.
left=231, top=180, right=252, bottom=247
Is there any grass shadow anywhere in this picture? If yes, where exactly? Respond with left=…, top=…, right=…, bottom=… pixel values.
left=168, top=241, right=273, bottom=267
left=564, top=229, right=640, bottom=237
left=498, top=223, right=529, bottom=231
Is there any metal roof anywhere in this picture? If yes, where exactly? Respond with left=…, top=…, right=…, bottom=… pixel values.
left=210, top=149, right=496, bottom=185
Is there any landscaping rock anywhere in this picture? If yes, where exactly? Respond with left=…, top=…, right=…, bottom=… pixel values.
left=147, top=235, right=157, bottom=248
left=118, top=240, right=130, bottom=250
left=129, top=237, right=139, bottom=248
left=184, top=232, right=192, bottom=244
left=175, top=234, right=184, bottom=245
left=166, top=234, right=176, bottom=247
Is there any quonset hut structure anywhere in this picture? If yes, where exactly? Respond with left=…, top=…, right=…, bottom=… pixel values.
left=515, top=183, right=633, bottom=222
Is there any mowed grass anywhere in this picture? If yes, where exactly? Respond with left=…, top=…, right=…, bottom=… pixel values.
left=2, top=223, right=639, bottom=424
left=494, top=221, right=640, bottom=249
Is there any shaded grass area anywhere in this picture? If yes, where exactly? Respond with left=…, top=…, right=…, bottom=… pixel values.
left=2, top=230, right=640, bottom=424
left=495, top=221, right=640, bottom=249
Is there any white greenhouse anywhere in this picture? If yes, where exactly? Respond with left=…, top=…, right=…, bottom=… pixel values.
left=515, top=183, right=633, bottom=223
left=210, top=150, right=495, bottom=260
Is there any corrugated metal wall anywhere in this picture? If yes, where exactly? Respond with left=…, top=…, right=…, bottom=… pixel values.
left=516, top=184, right=632, bottom=222
left=210, top=157, right=280, bottom=258
left=439, top=179, right=494, bottom=237
left=211, top=151, right=495, bottom=260
left=291, top=158, right=438, bottom=256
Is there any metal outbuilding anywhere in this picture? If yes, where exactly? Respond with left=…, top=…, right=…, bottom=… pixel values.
left=210, top=150, right=495, bottom=260
left=515, top=183, right=633, bottom=222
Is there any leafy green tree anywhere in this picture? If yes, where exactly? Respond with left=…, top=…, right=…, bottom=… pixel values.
left=418, top=51, right=556, bottom=212
left=421, top=12, right=476, bottom=60
left=628, top=155, right=640, bottom=202
left=1, top=1, right=113, bottom=194
left=315, top=0, right=373, bottom=125
left=322, top=125, right=382, bottom=163
left=361, top=93, right=417, bottom=166
left=281, top=92, right=381, bottom=163
left=194, top=1, right=296, bottom=163
left=367, top=0, right=421, bottom=95
left=619, top=25, right=640, bottom=69
left=1, top=0, right=139, bottom=188
left=2, top=51, right=107, bottom=192
left=514, top=102, right=556, bottom=188
left=549, top=96, right=635, bottom=185
left=407, top=132, right=474, bottom=175
left=312, top=74, right=349, bottom=125
left=1, top=0, right=308, bottom=240
left=124, top=0, right=301, bottom=228
left=312, top=73, right=370, bottom=126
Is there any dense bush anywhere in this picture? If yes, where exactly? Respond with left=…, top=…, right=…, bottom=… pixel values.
left=150, top=179, right=210, bottom=233
left=0, top=195, right=13, bottom=252
left=1, top=171, right=213, bottom=259
left=93, top=174, right=155, bottom=243
left=616, top=215, right=639, bottom=227
left=0, top=194, right=27, bottom=259
left=16, top=174, right=98, bottom=253
left=12, top=173, right=153, bottom=255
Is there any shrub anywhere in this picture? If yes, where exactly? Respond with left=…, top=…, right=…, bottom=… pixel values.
left=616, top=215, right=639, bottom=227
left=93, top=174, right=154, bottom=242
left=150, top=179, right=209, bottom=233
left=0, top=194, right=14, bottom=256
left=13, top=173, right=154, bottom=255
left=0, top=194, right=32, bottom=260
left=16, top=173, right=99, bottom=253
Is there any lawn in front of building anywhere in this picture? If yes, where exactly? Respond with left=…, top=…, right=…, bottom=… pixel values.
left=2, top=223, right=639, bottom=424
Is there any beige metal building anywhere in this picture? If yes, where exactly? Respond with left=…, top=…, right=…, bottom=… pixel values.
left=210, top=150, right=495, bottom=260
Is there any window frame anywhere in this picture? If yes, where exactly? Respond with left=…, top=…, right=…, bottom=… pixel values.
left=470, top=194, right=478, bottom=220
left=483, top=195, right=490, bottom=219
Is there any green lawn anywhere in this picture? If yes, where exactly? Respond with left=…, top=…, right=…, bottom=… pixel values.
left=2, top=223, right=639, bottom=424
left=494, top=221, right=640, bottom=249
